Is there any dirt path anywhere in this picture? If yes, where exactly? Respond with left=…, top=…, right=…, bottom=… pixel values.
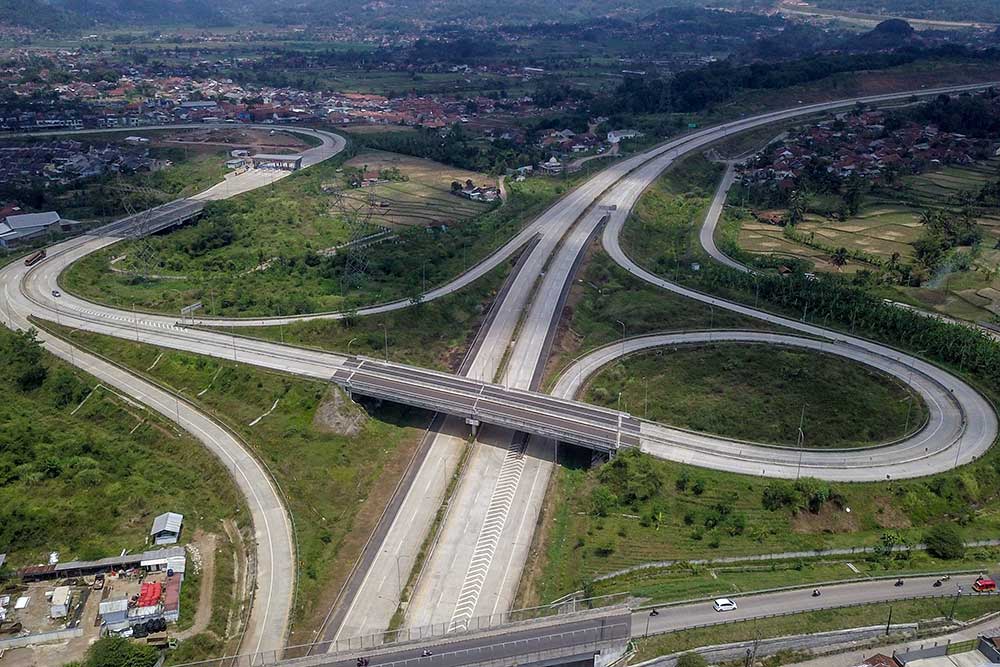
left=176, top=531, right=218, bottom=640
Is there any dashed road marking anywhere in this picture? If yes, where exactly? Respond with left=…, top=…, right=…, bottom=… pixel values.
left=448, top=436, right=527, bottom=632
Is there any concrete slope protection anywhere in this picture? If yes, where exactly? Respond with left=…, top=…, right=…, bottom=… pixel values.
left=0, top=126, right=346, bottom=656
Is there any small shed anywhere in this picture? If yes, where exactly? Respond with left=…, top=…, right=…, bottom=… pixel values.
left=150, top=512, right=184, bottom=545
left=50, top=586, right=71, bottom=618
left=99, top=597, right=129, bottom=628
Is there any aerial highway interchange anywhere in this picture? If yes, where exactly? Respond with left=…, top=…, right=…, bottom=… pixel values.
left=2, top=82, right=999, bottom=666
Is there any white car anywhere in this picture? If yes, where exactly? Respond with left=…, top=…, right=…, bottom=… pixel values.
left=713, top=598, right=738, bottom=612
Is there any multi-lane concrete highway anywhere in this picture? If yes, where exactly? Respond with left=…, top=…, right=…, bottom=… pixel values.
left=6, top=81, right=1000, bottom=658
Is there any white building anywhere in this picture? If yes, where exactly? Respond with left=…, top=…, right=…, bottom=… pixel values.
left=607, top=129, right=643, bottom=144
left=49, top=586, right=71, bottom=618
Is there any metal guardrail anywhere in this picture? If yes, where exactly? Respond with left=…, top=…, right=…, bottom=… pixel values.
left=338, top=378, right=631, bottom=452
left=171, top=596, right=629, bottom=667
left=641, top=591, right=998, bottom=639
left=180, top=620, right=631, bottom=667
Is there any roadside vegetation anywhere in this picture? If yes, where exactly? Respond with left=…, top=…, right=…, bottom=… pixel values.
left=592, top=547, right=999, bottom=607
left=0, top=326, right=244, bottom=566
left=521, top=149, right=1000, bottom=614
left=631, top=595, right=1000, bottom=663
left=229, top=260, right=511, bottom=372
left=62, top=152, right=576, bottom=317
left=521, top=447, right=1000, bottom=606
left=44, top=323, right=433, bottom=645
left=0, top=325, right=249, bottom=663
left=583, top=344, right=926, bottom=448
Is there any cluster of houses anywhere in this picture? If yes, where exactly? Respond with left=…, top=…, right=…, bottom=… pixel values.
left=0, top=139, right=169, bottom=189
left=738, top=109, right=990, bottom=190
left=5, top=512, right=187, bottom=645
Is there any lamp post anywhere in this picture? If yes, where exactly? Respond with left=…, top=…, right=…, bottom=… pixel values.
left=615, top=319, right=626, bottom=361
left=347, top=337, right=358, bottom=356
left=382, top=323, right=389, bottom=363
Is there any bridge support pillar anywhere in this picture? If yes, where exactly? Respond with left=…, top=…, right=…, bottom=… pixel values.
left=465, top=417, right=481, bottom=438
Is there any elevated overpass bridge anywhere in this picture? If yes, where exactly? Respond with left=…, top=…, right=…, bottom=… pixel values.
left=333, top=357, right=642, bottom=453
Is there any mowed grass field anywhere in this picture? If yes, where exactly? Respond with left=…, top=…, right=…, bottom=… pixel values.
left=735, top=158, right=1000, bottom=321
left=341, top=151, right=495, bottom=229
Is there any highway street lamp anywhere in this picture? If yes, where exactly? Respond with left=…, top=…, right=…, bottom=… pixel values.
left=615, top=319, right=626, bottom=362
left=382, top=323, right=389, bottom=363
left=948, top=587, right=962, bottom=620
left=347, top=337, right=358, bottom=356
left=644, top=609, right=659, bottom=637
left=795, top=405, right=807, bottom=480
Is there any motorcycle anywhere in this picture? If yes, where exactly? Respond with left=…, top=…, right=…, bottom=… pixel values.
left=895, top=579, right=904, bottom=587
left=812, top=589, right=821, bottom=597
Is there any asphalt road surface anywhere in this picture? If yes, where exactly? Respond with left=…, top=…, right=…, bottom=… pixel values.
left=633, top=575, right=992, bottom=637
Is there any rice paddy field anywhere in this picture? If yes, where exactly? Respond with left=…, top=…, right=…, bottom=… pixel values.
left=735, top=158, right=1000, bottom=323
left=340, top=151, right=495, bottom=229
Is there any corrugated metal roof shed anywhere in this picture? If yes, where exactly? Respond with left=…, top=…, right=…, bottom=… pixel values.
left=150, top=512, right=183, bottom=536
left=99, top=598, right=128, bottom=614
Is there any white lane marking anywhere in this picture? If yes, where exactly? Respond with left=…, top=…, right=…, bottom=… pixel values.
left=448, top=437, right=527, bottom=632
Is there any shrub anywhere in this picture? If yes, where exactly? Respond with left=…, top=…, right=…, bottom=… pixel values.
left=924, top=523, right=965, bottom=560
left=590, top=485, right=618, bottom=517
left=81, top=637, right=157, bottom=667
left=762, top=480, right=801, bottom=511
left=676, top=654, right=708, bottom=667
left=595, top=539, right=616, bottom=557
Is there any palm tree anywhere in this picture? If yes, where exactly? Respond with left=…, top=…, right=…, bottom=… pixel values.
left=831, top=247, right=849, bottom=270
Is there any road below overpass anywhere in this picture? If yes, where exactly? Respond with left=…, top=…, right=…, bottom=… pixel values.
left=633, top=575, right=994, bottom=638
left=7, top=82, right=1000, bottom=654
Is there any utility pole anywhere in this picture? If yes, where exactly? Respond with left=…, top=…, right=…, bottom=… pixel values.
left=382, top=323, right=389, bottom=363
left=644, top=378, right=648, bottom=420
left=885, top=605, right=893, bottom=635
left=132, top=303, right=140, bottom=342
left=796, top=404, right=806, bottom=480
left=615, top=319, right=626, bottom=361
left=948, top=588, right=961, bottom=620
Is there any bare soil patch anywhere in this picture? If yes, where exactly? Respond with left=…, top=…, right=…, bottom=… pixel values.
left=791, top=503, right=861, bottom=534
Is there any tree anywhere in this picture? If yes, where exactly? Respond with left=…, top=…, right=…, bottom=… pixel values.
left=81, top=637, right=157, bottom=667
left=1, top=328, right=47, bottom=391
left=788, top=189, right=807, bottom=226
left=590, top=485, right=617, bottom=517
left=451, top=180, right=462, bottom=192
left=924, top=523, right=965, bottom=560
left=831, top=247, right=849, bottom=270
